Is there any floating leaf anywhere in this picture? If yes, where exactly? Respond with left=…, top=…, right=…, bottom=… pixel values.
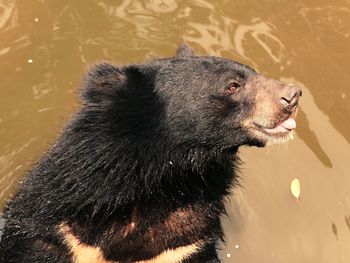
left=290, top=178, right=300, bottom=200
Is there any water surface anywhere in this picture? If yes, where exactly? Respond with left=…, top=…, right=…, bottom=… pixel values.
left=1, top=1, right=350, bottom=262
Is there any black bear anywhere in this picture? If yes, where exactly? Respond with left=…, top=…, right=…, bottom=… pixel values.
left=0, top=44, right=301, bottom=262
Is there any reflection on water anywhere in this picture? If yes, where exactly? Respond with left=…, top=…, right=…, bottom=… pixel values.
left=234, top=20, right=286, bottom=65
left=1, top=0, right=350, bottom=262
left=0, top=1, right=16, bottom=30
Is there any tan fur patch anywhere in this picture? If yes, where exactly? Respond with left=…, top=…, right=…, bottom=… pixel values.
left=136, top=241, right=203, bottom=263
left=59, top=223, right=114, bottom=263
left=58, top=223, right=203, bottom=263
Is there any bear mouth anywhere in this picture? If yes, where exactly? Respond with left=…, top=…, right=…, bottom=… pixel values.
left=252, top=114, right=298, bottom=143
left=252, top=105, right=299, bottom=141
left=261, top=118, right=296, bottom=137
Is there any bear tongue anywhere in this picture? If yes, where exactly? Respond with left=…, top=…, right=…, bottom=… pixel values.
left=265, top=118, right=296, bottom=134
left=279, top=118, right=296, bottom=130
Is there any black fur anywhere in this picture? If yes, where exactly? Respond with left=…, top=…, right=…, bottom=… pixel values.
left=0, top=44, right=296, bottom=262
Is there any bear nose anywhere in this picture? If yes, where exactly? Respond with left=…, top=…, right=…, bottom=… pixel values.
left=280, top=85, right=302, bottom=109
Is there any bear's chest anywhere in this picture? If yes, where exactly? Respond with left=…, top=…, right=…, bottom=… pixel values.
left=59, top=203, right=222, bottom=262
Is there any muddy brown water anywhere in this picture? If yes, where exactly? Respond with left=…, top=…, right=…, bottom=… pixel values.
left=1, top=0, right=350, bottom=262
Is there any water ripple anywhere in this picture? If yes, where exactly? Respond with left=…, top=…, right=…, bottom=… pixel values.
left=234, top=20, right=286, bottom=64
left=0, top=1, right=16, bottom=30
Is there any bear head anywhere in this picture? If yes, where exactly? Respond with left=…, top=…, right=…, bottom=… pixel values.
left=81, top=44, right=301, bottom=155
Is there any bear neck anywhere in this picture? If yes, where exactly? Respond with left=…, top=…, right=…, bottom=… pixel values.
left=47, top=113, right=240, bottom=220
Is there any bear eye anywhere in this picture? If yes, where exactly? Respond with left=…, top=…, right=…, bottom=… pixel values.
left=226, top=82, right=241, bottom=94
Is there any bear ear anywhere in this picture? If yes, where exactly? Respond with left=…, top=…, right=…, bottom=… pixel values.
left=81, top=62, right=126, bottom=104
left=176, top=43, right=196, bottom=58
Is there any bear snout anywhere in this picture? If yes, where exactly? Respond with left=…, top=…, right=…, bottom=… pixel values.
left=280, top=85, right=302, bottom=111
